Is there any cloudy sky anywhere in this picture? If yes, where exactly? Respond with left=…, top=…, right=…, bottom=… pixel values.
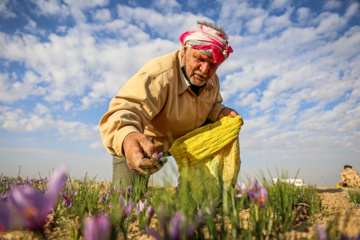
left=0, top=0, right=359, bottom=186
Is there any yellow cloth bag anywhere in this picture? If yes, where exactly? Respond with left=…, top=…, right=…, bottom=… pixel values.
left=169, top=115, right=243, bottom=203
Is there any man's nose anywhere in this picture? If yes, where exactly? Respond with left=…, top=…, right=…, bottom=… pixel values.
left=199, top=62, right=210, bottom=74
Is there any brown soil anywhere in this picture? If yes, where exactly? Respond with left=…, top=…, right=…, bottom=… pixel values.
left=286, top=187, right=360, bottom=239
left=1, top=187, right=359, bottom=239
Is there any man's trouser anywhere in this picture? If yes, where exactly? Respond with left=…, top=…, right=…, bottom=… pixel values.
left=112, top=156, right=150, bottom=187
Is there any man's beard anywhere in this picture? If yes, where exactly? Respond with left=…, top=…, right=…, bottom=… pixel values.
left=181, top=66, right=207, bottom=87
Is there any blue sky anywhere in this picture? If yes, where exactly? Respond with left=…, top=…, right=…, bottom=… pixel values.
left=0, top=0, right=359, bottom=186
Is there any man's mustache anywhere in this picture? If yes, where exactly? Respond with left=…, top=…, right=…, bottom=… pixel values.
left=190, top=70, right=208, bottom=79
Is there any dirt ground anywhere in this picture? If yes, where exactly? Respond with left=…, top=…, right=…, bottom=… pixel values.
left=285, top=187, right=360, bottom=239
left=1, top=187, right=359, bottom=240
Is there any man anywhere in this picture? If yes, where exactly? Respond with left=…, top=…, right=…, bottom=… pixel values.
left=99, top=20, right=240, bottom=186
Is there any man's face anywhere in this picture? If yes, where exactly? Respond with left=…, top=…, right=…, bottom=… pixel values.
left=181, top=46, right=219, bottom=87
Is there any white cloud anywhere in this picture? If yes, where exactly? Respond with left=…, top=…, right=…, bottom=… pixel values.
left=150, top=0, right=181, bottom=13
left=0, top=107, right=99, bottom=143
left=90, top=140, right=104, bottom=149
left=0, top=0, right=16, bottom=19
left=116, top=4, right=204, bottom=41
left=23, top=18, right=46, bottom=36
left=323, top=0, right=343, bottom=9
left=30, top=0, right=70, bottom=18
left=270, top=0, right=290, bottom=10
left=296, top=7, right=311, bottom=23
left=246, top=13, right=267, bottom=34
left=315, top=12, right=344, bottom=36
left=92, top=8, right=111, bottom=22
left=64, top=0, right=109, bottom=9
left=344, top=2, right=359, bottom=19
left=34, top=103, right=50, bottom=115
left=0, top=71, right=46, bottom=103
left=263, top=7, right=292, bottom=33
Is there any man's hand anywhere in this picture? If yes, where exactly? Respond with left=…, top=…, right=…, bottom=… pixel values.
left=218, top=107, right=244, bottom=125
left=122, top=132, right=166, bottom=175
left=218, top=107, right=238, bottom=119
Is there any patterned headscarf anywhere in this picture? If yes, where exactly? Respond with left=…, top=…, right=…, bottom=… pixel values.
left=179, top=23, right=233, bottom=65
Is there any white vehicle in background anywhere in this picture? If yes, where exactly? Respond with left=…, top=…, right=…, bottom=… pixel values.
left=273, top=178, right=305, bottom=187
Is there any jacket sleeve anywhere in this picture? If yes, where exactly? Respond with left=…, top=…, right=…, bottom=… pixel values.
left=99, top=71, right=167, bottom=157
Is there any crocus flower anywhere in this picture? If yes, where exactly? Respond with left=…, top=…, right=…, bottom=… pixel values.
left=0, top=192, right=9, bottom=202
left=145, top=210, right=193, bottom=240
left=315, top=224, right=327, bottom=240
left=126, top=185, right=132, bottom=197
left=235, top=182, right=247, bottom=198
left=205, top=199, right=215, bottom=216
left=100, top=194, right=109, bottom=202
left=118, top=194, right=134, bottom=217
left=136, top=199, right=147, bottom=216
left=195, top=209, right=205, bottom=227
left=256, top=187, right=268, bottom=206
left=236, top=182, right=247, bottom=192
left=168, top=211, right=183, bottom=239
left=9, top=166, right=67, bottom=230
left=61, top=189, right=78, bottom=208
left=83, top=214, right=111, bottom=240
left=146, top=206, right=155, bottom=222
left=247, top=178, right=268, bottom=206
left=0, top=202, right=10, bottom=230
left=106, top=186, right=121, bottom=195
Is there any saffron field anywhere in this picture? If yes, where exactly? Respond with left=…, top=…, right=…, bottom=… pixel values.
left=0, top=167, right=359, bottom=239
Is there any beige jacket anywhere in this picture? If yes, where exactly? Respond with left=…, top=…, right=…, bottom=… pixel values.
left=99, top=50, right=226, bottom=156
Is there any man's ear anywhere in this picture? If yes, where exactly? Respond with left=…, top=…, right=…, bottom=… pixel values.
left=181, top=46, right=187, bottom=57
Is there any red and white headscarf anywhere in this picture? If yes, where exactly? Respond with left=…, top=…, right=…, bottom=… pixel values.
left=179, top=23, right=233, bottom=65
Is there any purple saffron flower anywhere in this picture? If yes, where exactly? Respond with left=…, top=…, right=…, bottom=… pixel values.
left=118, top=194, right=134, bottom=217
left=257, top=187, right=268, bottom=206
left=247, top=178, right=268, bottom=206
left=205, top=199, right=215, bottom=216
left=251, top=178, right=258, bottom=191
left=169, top=211, right=184, bottom=240
left=83, top=214, right=111, bottom=240
left=61, top=189, right=78, bottom=208
left=145, top=210, right=195, bottom=240
left=235, top=182, right=247, bottom=198
left=100, top=194, right=109, bottom=202
left=0, top=192, right=9, bottom=202
left=236, top=182, right=247, bottom=192
left=315, top=224, right=327, bottom=240
left=235, top=193, right=243, bottom=198
left=0, top=202, right=10, bottom=230
left=194, top=209, right=206, bottom=228
left=136, top=199, right=147, bottom=216
left=106, top=186, right=121, bottom=195
left=126, top=185, right=132, bottom=196
left=9, top=166, right=68, bottom=230
left=144, top=228, right=161, bottom=240
left=146, top=206, right=155, bottom=222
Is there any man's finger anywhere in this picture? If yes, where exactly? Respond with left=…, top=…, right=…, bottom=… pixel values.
left=139, top=157, right=168, bottom=175
left=230, top=110, right=238, bottom=117
left=138, top=158, right=160, bottom=169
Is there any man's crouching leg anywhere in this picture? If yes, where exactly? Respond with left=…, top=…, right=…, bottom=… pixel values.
left=112, top=155, right=150, bottom=188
